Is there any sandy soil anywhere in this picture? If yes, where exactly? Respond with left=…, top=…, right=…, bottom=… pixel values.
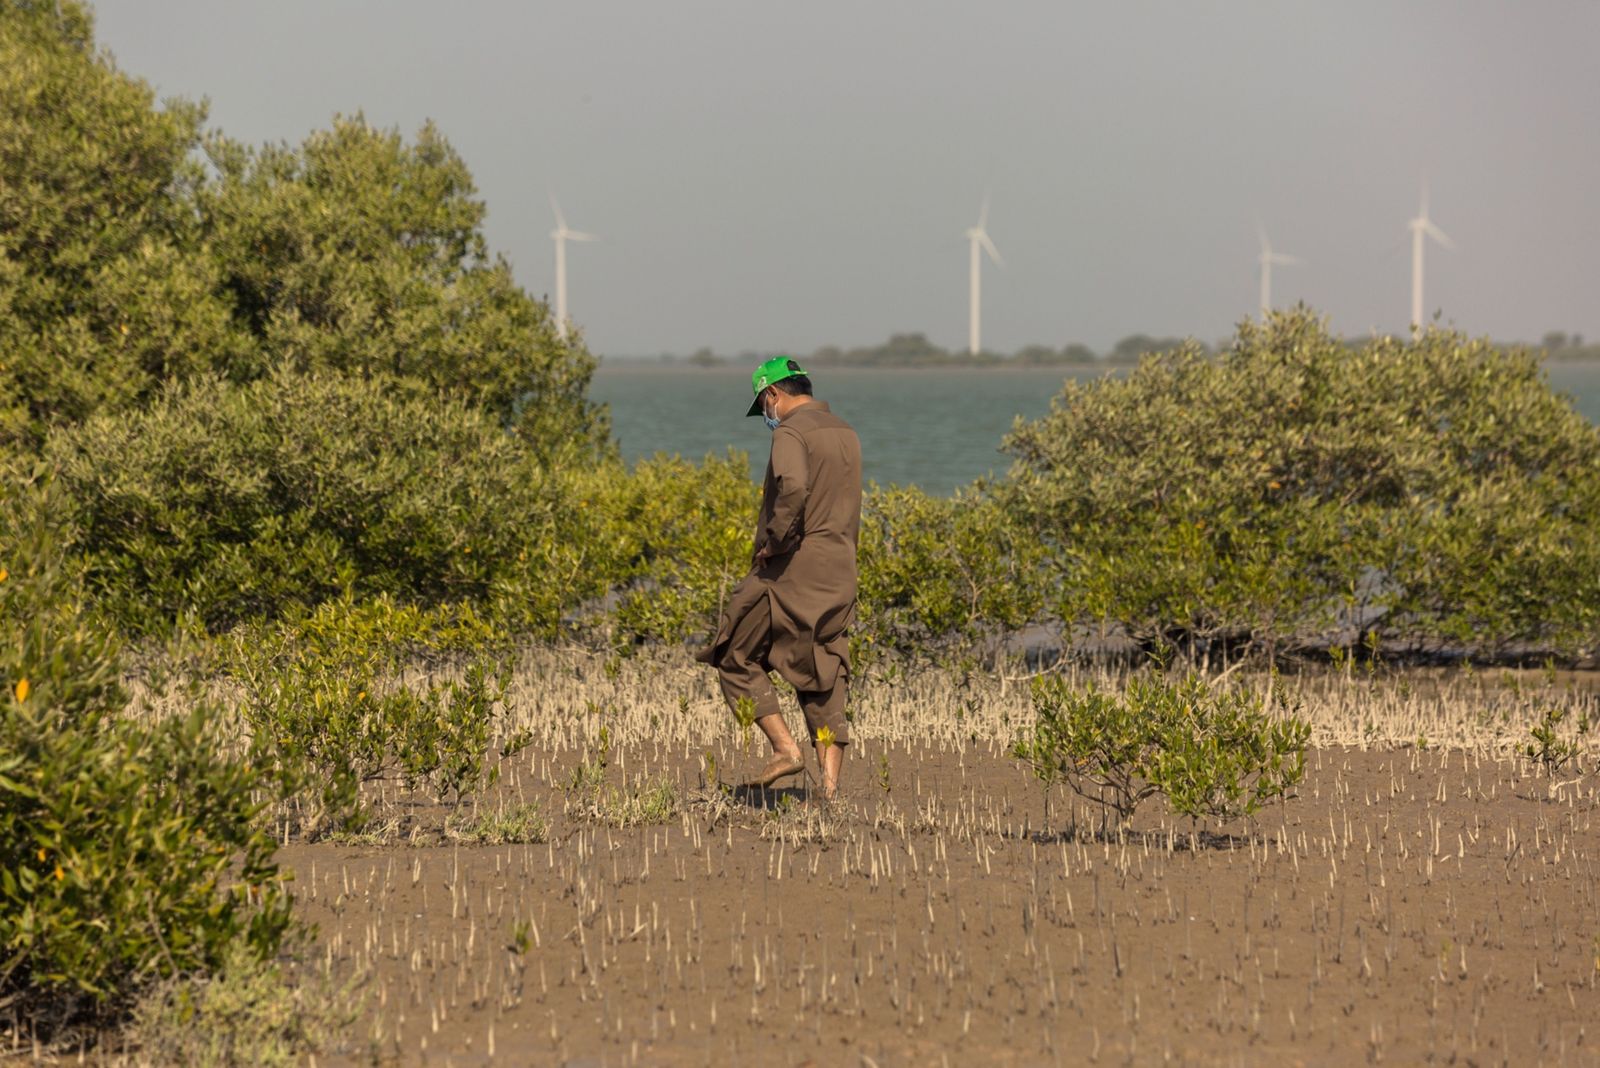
left=287, top=741, right=1600, bottom=1066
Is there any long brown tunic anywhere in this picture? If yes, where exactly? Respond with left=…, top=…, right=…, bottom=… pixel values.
left=696, top=400, right=862, bottom=693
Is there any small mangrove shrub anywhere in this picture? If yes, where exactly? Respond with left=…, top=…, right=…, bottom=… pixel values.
left=1525, top=704, right=1590, bottom=775
left=1013, top=672, right=1309, bottom=827
left=225, top=596, right=518, bottom=837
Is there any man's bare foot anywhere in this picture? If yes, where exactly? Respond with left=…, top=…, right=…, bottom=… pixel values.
left=743, top=751, right=804, bottom=788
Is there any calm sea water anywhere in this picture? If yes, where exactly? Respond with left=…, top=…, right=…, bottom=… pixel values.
left=592, top=362, right=1600, bottom=495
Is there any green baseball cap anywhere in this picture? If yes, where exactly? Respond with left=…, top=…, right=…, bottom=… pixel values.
left=746, top=356, right=808, bottom=417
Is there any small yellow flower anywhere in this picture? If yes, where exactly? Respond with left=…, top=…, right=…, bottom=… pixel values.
left=54, top=865, right=64, bottom=882
left=36, top=848, right=46, bottom=862
left=119, top=324, right=129, bottom=336
left=0, top=567, right=8, bottom=582
left=13, top=678, right=28, bottom=703
left=815, top=726, right=836, bottom=749
left=356, top=691, right=366, bottom=701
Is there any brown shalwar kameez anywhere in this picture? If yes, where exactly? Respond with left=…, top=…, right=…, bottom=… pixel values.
left=695, top=401, right=862, bottom=743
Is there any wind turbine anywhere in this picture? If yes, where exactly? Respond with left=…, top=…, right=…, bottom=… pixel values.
left=1257, top=225, right=1302, bottom=318
left=549, top=194, right=596, bottom=342
left=1407, top=184, right=1454, bottom=331
left=965, top=195, right=1003, bottom=356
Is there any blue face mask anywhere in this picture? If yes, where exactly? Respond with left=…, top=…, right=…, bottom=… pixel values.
left=763, top=412, right=781, bottom=431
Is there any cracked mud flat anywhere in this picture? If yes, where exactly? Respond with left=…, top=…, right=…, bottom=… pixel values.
left=288, top=736, right=1600, bottom=1067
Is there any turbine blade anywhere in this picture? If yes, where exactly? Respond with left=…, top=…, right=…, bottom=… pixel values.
left=550, top=193, right=567, bottom=231
left=978, top=191, right=990, bottom=231
left=980, top=232, right=1003, bottom=267
left=567, top=230, right=598, bottom=242
left=1425, top=222, right=1455, bottom=250
left=1271, top=253, right=1303, bottom=266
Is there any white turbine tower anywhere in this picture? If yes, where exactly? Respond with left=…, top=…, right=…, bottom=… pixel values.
left=1407, top=184, right=1454, bottom=331
left=965, top=196, right=1003, bottom=356
left=1257, top=226, right=1302, bottom=319
left=549, top=194, right=596, bottom=342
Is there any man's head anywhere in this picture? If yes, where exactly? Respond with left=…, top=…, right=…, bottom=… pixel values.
left=746, top=356, right=813, bottom=420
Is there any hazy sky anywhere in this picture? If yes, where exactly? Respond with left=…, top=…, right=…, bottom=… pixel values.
left=93, top=1, right=1599, bottom=358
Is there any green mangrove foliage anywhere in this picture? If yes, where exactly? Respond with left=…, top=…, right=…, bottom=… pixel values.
left=197, top=115, right=606, bottom=452
left=44, top=367, right=599, bottom=636
left=856, top=486, right=1047, bottom=660
left=224, top=597, right=521, bottom=838
left=575, top=451, right=761, bottom=648
left=0, top=2, right=236, bottom=450
left=41, top=366, right=769, bottom=646
left=0, top=0, right=604, bottom=456
left=1001, top=311, right=1600, bottom=657
left=44, top=317, right=1600, bottom=662
left=0, top=474, right=290, bottom=1025
left=1012, top=672, right=1310, bottom=826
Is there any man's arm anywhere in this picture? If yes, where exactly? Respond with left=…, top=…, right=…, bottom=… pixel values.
left=757, top=426, right=808, bottom=559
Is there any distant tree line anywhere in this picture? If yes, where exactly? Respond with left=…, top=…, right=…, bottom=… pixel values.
left=1539, top=332, right=1600, bottom=361
left=669, top=328, right=1600, bottom=369
left=676, top=332, right=1196, bottom=368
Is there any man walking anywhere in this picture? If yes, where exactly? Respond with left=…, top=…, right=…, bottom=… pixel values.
left=696, top=357, right=862, bottom=799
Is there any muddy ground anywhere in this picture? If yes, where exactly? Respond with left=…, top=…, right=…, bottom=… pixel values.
left=288, top=740, right=1600, bottom=1066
